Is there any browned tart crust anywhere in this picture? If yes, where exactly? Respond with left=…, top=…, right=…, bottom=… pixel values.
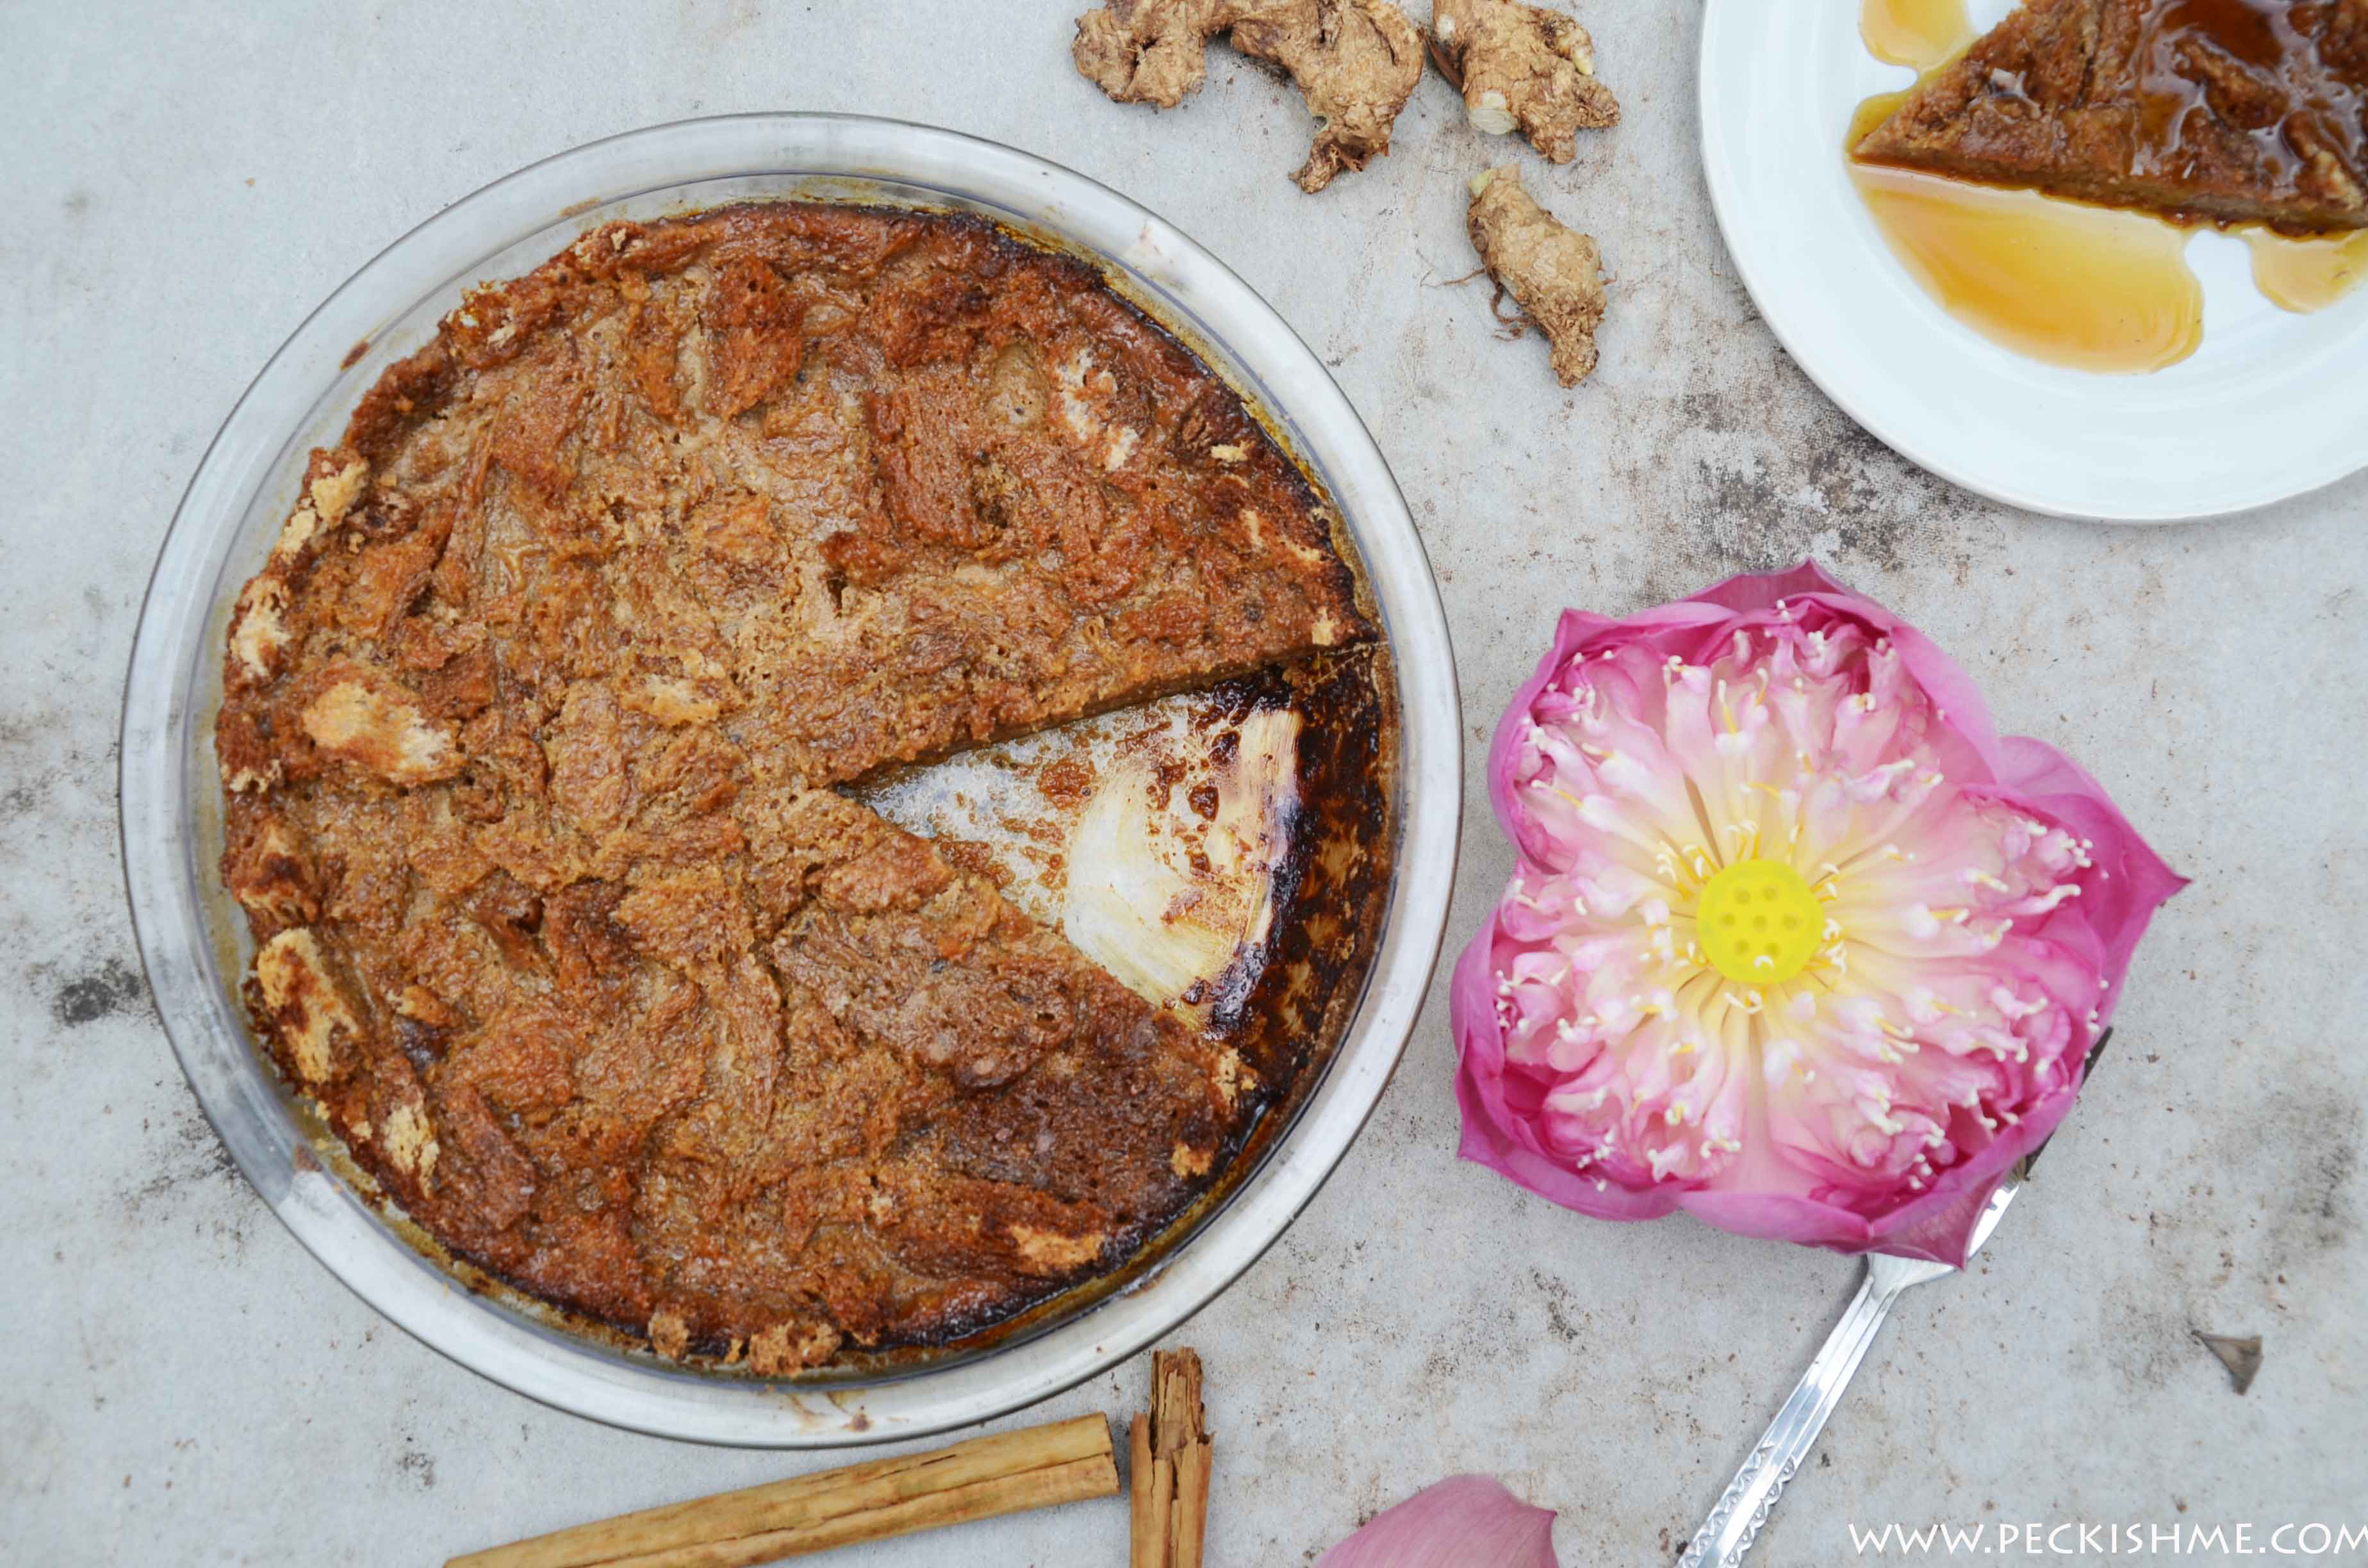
left=216, top=203, right=1369, bottom=1368
left=1855, top=0, right=2368, bottom=231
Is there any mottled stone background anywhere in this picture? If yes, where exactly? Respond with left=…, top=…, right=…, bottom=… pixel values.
left=4, top=2, right=2362, bottom=1563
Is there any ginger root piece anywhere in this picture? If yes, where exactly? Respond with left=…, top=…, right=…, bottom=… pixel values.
left=1072, top=0, right=1427, bottom=193
left=1233, top=1, right=1427, bottom=192
left=1074, top=0, right=1240, bottom=106
left=1466, top=165, right=1606, bottom=387
left=1429, top=0, right=1617, bottom=163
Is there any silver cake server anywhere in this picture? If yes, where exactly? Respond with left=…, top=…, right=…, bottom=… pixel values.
left=1675, top=1179, right=2018, bottom=1568
left=1674, top=1027, right=2111, bottom=1567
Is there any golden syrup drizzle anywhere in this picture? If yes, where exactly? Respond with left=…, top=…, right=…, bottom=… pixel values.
left=2245, top=227, right=2368, bottom=313
left=1846, top=93, right=2206, bottom=373
left=1859, top=0, right=1973, bottom=71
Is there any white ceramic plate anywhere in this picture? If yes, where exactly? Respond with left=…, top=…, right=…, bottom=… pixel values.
left=1698, top=0, right=2368, bottom=521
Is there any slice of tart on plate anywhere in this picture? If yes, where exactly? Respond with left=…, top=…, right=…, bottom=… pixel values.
left=1854, top=0, right=2368, bottom=231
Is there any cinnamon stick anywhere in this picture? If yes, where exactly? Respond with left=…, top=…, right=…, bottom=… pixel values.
left=1171, top=1439, right=1211, bottom=1567
left=1128, top=1415, right=1162, bottom=1568
left=1129, top=1349, right=1212, bottom=1568
left=446, top=1414, right=1118, bottom=1568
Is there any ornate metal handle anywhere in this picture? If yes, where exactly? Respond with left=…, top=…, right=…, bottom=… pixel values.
left=1675, top=1270, right=1903, bottom=1567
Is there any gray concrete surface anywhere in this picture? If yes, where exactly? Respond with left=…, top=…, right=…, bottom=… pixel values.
left=4, top=2, right=2363, bottom=1563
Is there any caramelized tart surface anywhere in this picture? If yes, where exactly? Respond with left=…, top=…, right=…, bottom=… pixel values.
left=215, top=202, right=1379, bottom=1368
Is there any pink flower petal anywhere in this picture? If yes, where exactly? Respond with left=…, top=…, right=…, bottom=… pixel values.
left=1317, top=1476, right=1559, bottom=1568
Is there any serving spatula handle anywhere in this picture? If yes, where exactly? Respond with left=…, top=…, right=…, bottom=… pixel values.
left=1674, top=1269, right=1902, bottom=1568
left=1674, top=1100, right=2049, bottom=1565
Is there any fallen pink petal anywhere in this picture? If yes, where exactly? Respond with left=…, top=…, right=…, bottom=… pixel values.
left=1317, top=1474, right=1560, bottom=1567
left=1451, top=561, right=2185, bottom=1264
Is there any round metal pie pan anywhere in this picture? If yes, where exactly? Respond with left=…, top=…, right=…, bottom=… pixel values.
left=119, top=114, right=1459, bottom=1447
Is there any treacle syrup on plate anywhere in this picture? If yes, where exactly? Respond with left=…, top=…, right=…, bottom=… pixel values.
left=1860, top=0, right=1975, bottom=68
left=1849, top=0, right=2367, bottom=373
left=2246, top=227, right=2368, bottom=311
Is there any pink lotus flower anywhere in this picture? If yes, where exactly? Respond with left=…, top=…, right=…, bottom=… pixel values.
left=1452, top=562, right=2183, bottom=1264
